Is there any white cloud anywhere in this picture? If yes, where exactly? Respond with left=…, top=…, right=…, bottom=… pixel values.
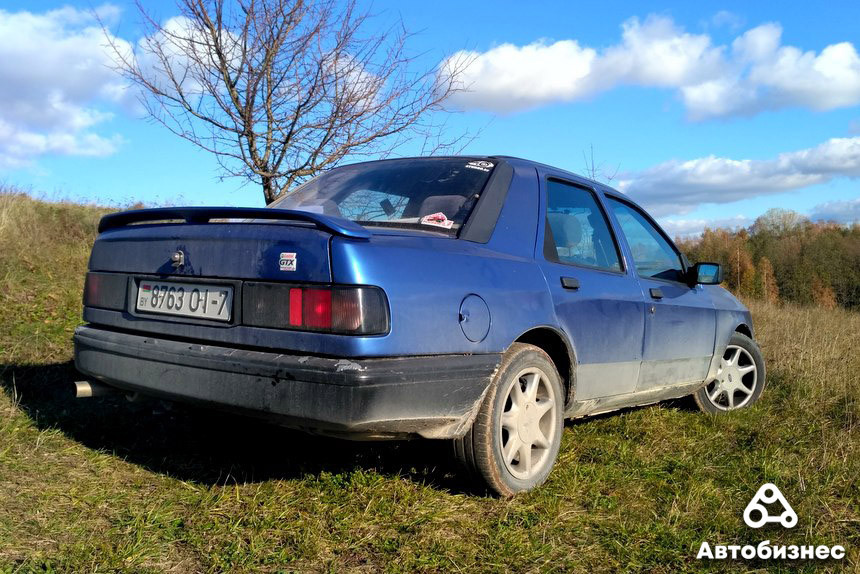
left=809, top=198, right=860, bottom=223
left=618, top=136, right=860, bottom=216
left=659, top=215, right=751, bottom=238
left=0, top=5, right=131, bottom=168
left=710, top=11, right=745, bottom=32
left=598, top=16, right=724, bottom=89
left=444, top=15, right=860, bottom=119
left=445, top=39, right=597, bottom=112
left=683, top=23, right=860, bottom=118
left=658, top=198, right=860, bottom=238
left=132, top=15, right=223, bottom=98
left=447, top=15, right=721, bottom=113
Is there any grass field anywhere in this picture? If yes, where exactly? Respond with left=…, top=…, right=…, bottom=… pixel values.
left=1, top=191, right=858, bottom=572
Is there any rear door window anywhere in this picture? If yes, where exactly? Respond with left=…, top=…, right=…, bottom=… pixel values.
left=544, top=179, right=622, bottom=272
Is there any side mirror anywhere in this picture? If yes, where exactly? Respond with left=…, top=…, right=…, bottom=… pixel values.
left=690, top=262, right=722, bottom=285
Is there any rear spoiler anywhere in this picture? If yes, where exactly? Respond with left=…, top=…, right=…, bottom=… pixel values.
left=98, top=207, right=371, bottom=240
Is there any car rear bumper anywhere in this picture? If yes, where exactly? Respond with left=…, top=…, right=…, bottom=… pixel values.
left=73, top=325, right=500, bottom=439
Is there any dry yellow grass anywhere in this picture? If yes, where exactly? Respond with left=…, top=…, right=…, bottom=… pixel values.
left=747, top=298, right=859, bottom=430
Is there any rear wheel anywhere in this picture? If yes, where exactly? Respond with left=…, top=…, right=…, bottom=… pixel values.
left=694, top=332, right=765, bottom=413
left=454, top=343, right=564, bottom=497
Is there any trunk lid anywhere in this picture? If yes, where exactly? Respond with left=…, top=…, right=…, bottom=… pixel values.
left=90, top=223, right=332, bottom=281
left=89, top=207, right=370, bottom=282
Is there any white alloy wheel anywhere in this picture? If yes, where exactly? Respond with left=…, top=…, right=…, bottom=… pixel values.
left=498, top=367, right=559, bottom=479
left=702, top=344, right=758, bottom=410
left=453, top=343, right=565, bottom=496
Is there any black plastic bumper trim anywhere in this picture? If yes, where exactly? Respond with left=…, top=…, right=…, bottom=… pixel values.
left=73, top=326, right=500, bottom=438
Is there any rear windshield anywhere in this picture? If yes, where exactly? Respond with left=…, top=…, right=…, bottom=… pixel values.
left=269, top=158, right=496, bottom=232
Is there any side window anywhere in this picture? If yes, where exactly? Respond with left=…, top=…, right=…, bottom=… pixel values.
left=544, top=180, right=622, bottom=272
left=607, top=198, right=684, bottom=282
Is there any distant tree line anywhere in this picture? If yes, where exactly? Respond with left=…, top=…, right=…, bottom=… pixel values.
left=676, top=208, right=860, bottom=310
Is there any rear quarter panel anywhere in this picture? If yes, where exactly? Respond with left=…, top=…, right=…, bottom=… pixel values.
left=330, top=163, right=556, bottom=357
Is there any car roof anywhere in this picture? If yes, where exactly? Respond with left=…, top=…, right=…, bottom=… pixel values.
left=490, top=155, right=633, bottom=200
left=336, top=154, right=635, bottom=203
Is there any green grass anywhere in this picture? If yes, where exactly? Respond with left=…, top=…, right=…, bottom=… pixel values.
left=1, top=190, right=858, bottom=572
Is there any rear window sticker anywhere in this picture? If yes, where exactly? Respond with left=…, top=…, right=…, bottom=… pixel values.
left=465, top=160, right=494, bottom=172
left=420, top=212, right=454, bottom=229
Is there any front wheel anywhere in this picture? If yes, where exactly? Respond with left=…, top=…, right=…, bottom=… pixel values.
left=453, top=343, right=564, bottom=497
left=694, top=332, right=766, bottom=413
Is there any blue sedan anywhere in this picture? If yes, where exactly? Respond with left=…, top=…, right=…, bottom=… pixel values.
left=74, top=156, right=765, bottom=495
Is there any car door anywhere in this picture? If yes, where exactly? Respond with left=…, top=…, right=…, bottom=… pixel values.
left=605, top=195, right=716, bottom=391
left=537, top=177, right=646, bottom=401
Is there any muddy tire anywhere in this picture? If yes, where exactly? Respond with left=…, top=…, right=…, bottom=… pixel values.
left=454, top=343, right=564, bottom=496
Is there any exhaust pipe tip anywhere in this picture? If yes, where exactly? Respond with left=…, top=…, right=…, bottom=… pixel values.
left=74, top=380, right=117, bottom=398
left=74, top=380, right=94, bottom=398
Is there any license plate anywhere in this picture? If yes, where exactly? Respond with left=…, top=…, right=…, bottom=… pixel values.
left=136, top=280, right=233, bottom=322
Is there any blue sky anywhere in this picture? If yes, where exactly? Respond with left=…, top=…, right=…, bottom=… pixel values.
left=1, top=0, right=859, bottom=235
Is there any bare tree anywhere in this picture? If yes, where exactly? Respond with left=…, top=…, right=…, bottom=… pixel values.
left=581, top=144, right=619, bottom=184
left=107, top=0, right=470, bottom=204
left=751, top=208, right=810, bottom=235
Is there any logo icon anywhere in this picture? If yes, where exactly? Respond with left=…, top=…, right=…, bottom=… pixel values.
left=465, top=160, right=494, bottom=172
left=279, top=252, right=296, bottom=271
left=743, top=483, right=797, bottom=528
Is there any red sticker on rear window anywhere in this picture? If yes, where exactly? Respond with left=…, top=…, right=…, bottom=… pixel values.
left=420, top=212, right=454, bottom=229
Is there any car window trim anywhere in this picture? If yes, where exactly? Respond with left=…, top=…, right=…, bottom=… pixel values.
left=459, top=160, right=514, bottom=243
left=544, top=257, right=630, bottom=277
left=541, top=176, right=627, bottom=275
left=603, top=192, right=690, bottom=285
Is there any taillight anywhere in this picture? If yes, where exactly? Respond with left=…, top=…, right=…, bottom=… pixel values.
left=83, top=272, right=127, bottom=310
left=243, top=283, right=389, bottom=335
left=303, top=288, right=332, bottom=329
left=84, top=273, right=100, bottom=305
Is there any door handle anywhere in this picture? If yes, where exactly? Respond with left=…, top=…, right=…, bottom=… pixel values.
left=649, top=287, right=663, bottom=299
left=561, top=277, right=580, bottom=290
